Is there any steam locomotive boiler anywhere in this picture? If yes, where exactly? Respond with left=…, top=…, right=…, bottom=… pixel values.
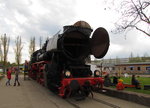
left=29, top=21, right=109, bottom=99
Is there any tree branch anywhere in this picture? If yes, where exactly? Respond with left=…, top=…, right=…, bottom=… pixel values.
left=114, top=0, right=150, bottom=37
left=129, top=25, right=150, bottom=36
left=138, top=0, right=150, bottom=23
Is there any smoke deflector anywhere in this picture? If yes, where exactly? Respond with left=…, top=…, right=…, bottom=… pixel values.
left=90, top=27, right=110, bottom=58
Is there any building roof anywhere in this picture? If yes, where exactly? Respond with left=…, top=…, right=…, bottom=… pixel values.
left=115, top=62, right=150, bottom=66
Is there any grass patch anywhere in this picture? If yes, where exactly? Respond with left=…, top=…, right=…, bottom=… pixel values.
left=111, top=77, right=150, bottom=95
left=0, top=75, right=4, bottom=80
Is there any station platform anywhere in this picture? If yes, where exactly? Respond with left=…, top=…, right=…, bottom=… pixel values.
left=101, top=87, right=150, bottom=107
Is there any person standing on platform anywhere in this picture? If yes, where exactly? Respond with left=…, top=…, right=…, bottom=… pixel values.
left=24, top=60, right=29, bottom=80
left=14, top=68, right=20, bottom=86
left=6, top=68, right=12, bottom=86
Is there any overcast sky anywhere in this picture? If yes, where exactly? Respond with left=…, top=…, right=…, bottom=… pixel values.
left=0, top=0, right=150, bottom=63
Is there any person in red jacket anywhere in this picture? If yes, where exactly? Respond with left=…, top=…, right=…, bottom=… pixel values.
left=6, top=68, right=12, bottom=86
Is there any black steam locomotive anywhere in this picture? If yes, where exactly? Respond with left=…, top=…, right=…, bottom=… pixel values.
left=29, top=21, right=109, bottom=99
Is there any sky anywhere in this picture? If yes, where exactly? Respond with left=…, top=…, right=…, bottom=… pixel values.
left=0, top=0, right=150, bottom=63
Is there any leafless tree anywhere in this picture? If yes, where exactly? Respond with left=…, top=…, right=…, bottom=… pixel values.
left=104, top=0, right=150, bottom=36
left=0, top=34, right=10, bottom=74
left=29, top=37, right=36, bottom=56
left=110, top=0, right=150, bottom=36
left=0, top=43, right=3, bottom=61
left=39, top=36, right=43, bottom=49
left=14, top=36, right=23, bottom=69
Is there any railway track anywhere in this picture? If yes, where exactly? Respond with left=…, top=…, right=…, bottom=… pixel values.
left=64, top=95, right=121, bottom=108
left=91, top=97, right=120, bottom=108
left=65, top=97, right=121, bottom=108
left=65, top=99, right=80, bottom=108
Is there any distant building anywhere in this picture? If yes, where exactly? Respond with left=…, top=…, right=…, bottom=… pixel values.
left=101, top=58, right=129, bottom=64
left=92, top=58, right=150, bottom=75
left=115, top=62, right=150, bottom=75
left=95, top=62, right=150, bottom=76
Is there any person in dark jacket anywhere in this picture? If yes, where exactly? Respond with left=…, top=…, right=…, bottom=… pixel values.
left=104, top=74, right=112, bottom=87
left=14, top=68, right=20, bottom=86
left=113, top=73, right=119, bottom=86
left=24, top=60, right=29, bottom=80
left=131, top=75, right=140, bottom=89
left=113, top=76, right=118, bottom=85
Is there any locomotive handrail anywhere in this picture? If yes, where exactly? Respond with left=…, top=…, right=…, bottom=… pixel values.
left=64, top=43, right=87, bottom=47
left=68, top=66, right=90, bottom=69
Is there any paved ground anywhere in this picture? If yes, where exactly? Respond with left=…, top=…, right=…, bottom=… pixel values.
left=0, top=75, right=149, bottom=108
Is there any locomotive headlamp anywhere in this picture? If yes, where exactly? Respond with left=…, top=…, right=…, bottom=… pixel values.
left=96, top=71, right=100, bottom=76
left=65, top=70, right=71, bottom=78
left=94, top=70, right=100, bottom=77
